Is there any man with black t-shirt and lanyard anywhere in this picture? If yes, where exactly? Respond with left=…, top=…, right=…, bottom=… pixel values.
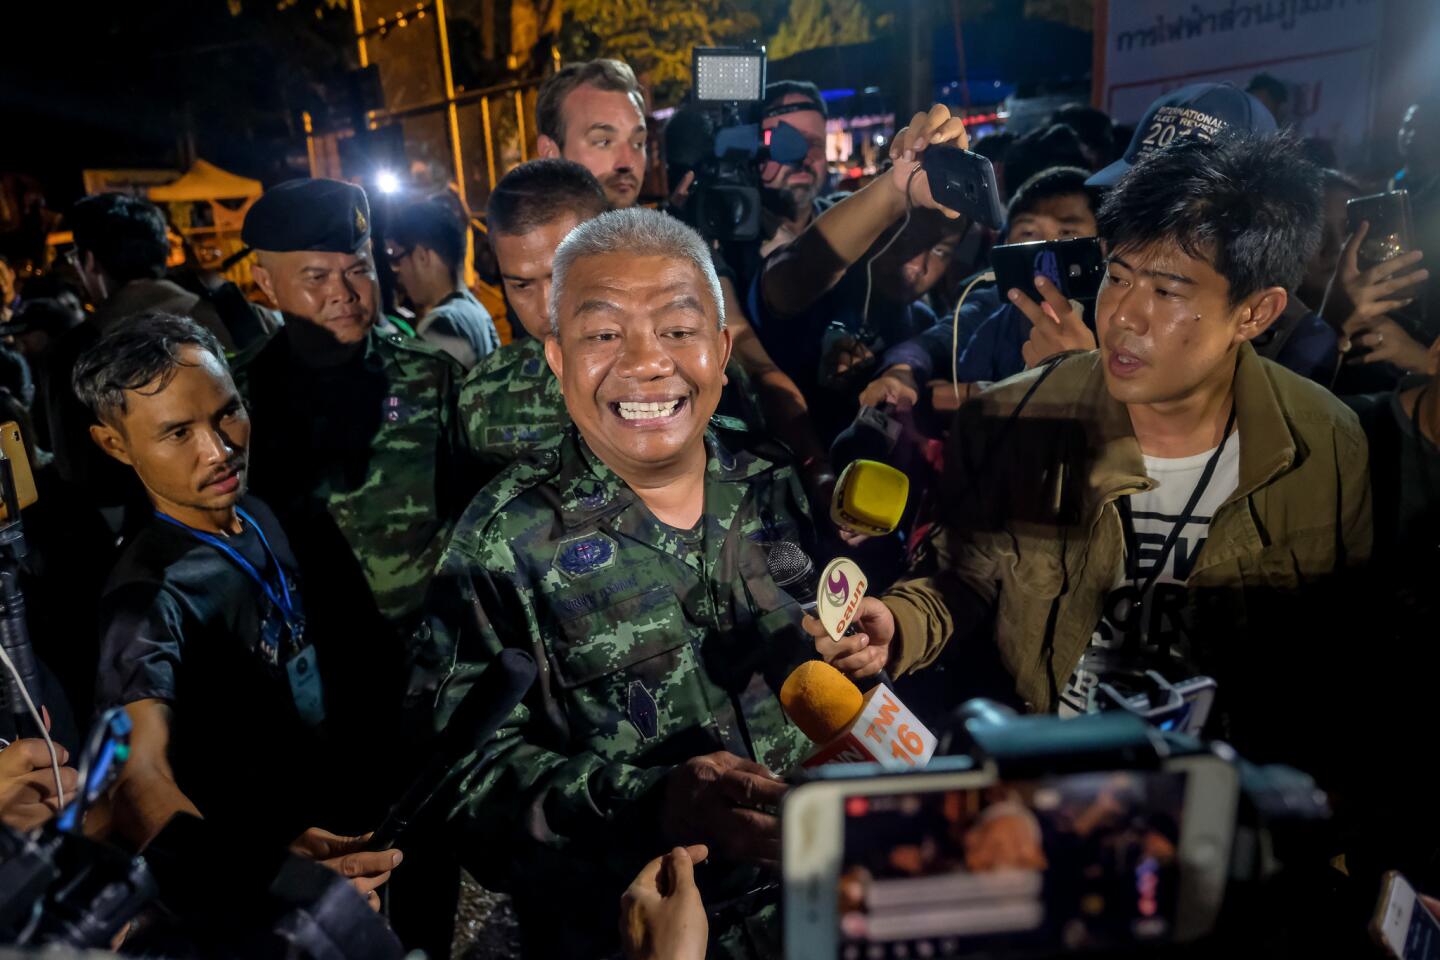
left=75, top=314, right=399, bottom=908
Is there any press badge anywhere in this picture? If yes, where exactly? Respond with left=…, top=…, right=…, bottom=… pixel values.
left=286, top=645, right=326, bottom=727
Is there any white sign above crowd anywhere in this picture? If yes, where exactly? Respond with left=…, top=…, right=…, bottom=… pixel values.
left=1094, top=0, right=1386, bottom=161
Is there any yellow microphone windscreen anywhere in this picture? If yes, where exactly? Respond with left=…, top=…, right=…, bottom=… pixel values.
left=779, top=660, right=865, bottom=745
left=831, top=459, right=909, bottom=537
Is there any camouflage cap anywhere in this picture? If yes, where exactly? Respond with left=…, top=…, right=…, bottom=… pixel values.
left=242, top=178, right=371, bottom=253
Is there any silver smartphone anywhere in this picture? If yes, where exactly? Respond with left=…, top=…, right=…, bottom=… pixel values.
left=1373, top=871, right=1440, bottom=959
left=783, top=755, right=1239, bottom=959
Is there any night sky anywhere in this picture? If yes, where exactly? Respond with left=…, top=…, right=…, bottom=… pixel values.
left=1, top=1, right=358, bottom=207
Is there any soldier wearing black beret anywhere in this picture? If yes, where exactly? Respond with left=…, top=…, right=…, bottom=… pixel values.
left=233, top=180, right=478, bottom=833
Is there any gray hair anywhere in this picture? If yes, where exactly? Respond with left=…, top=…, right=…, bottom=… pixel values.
left=549, top=207, right=725, bottom=336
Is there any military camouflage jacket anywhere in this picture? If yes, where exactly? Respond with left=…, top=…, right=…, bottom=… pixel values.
left=234, top=326, right=473, bottom=631
left=457, top=336, right=568, bottom=472
left=419, top=420, right=815, bottom=954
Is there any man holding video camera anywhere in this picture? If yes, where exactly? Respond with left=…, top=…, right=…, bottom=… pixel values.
left=811, top=134, right=1371, bottom=736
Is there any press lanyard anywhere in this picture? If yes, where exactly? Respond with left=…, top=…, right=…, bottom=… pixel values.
left=154, top=506, right=300, bottom=631
left=1118, top=403, right=1238, bottom=614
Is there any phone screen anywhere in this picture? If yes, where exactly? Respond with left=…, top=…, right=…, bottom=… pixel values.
left=1378, top=875, right=1440, bottom=960
left=1400, top=907, right=1440, bottom=960
left=993, top=239, right=1105, bottom=304
left=836, top=769, right=1188, bottom=959
left=1347, top=191, right=1414, bottom=272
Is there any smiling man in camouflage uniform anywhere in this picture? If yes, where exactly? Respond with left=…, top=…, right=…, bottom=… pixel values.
left=422, top=207, right=816, bottom=958
left=459, top=159, right=608, bottom=478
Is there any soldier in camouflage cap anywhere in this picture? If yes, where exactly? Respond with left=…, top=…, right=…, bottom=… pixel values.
left=422, top=207, right=818, bottom=958
left=460, top=159, right=607, bottom=477
left=235, top=178, right=474, bottom=759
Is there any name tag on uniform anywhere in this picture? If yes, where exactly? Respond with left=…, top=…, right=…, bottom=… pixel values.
left=287, top=645, right=326, bottom=727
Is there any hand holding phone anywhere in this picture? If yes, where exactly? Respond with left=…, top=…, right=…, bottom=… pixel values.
left=1373, top=871, right=1440, bottom=959
left=1336, top=218, right=1429, bottom=362
left=920, top=146, right=1005, bottom=229
left=1014, top=274, right=1097, bottom=368
left=1348, top=191, right=1417, bottom=272
left=884, top=104, right=997, bottom=225
left=991, top=237, right=1107, bottom=306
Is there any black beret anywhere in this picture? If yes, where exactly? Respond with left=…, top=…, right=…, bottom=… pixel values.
left=242, top=178, right=371, bottom=253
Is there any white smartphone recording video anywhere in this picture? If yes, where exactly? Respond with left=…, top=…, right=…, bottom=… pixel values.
left=783, top=754, right=1238, bottom=959
left=1373, top=871, right=1440, bottom=960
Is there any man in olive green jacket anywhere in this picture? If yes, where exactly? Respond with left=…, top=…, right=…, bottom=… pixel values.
left=810, top=134, right=1372, bottom=725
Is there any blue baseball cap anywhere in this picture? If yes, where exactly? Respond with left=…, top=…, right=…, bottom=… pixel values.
left=1087, top=82, right=1278, bottom=187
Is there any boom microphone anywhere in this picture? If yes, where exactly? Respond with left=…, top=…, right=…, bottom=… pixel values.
left=369, top=648, right=538, bottom=850
left=779, top=660, right=936, bottom=771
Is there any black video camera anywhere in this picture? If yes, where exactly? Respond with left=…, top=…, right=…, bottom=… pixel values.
left=665, top=45, right=811, bottom=242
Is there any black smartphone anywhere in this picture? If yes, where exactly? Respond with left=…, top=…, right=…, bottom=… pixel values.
left=921, top=145, right=1005, bottom=229
left=1347, top=190, right=1415, bottom=272
left=991, top=236, right=1107, bottom=306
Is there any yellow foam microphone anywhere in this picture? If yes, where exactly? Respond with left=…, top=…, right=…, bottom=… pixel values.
left=779, top=660, right=865, bottom=746
left=779, top=659, right=938, bottom=770
left=830, top=459, right=909, bottom=537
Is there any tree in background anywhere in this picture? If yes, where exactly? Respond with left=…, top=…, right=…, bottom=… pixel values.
left=769, top=0, right=876, bottom=60
left=559, top=0, right=762, bottom=106
left=949, top=0, right=1095, bottom=28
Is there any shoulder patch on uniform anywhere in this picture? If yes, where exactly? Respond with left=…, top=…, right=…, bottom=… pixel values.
left=553, top=531, right=618, bottom=578
left=627, top=680, right=659, bottom=741
left=520, top=356, right=545, bottom=377
left=382, top=393, right=419, bottom=423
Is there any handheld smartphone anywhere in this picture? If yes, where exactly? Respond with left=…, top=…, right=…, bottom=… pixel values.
left=783, top=755, right=1239, bottom=959
left=0, top=420, right=37, bottom=522
left=1373, top=871, right=1440, bottom=959
left=1347, top=190, right=1415, bottom=272
left=921, top=146, right=1005, bottom=230
left=991, top=237, right=1107, bottom=306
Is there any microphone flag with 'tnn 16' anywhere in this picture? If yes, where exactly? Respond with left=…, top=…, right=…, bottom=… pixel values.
left=779, top=660, right=936, bottom=771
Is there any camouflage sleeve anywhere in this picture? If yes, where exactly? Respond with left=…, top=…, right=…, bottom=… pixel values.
left=455, top=366, right=489, bottom=465
left=435, top=353, right=485, bottom=520
left=424, top=532, right=672, bottom=891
